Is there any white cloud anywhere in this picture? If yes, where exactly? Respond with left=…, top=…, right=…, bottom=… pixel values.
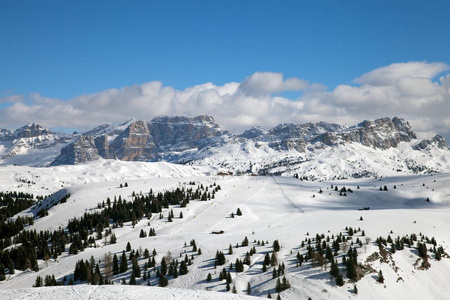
left=354, top=62, right=448, bottom=86
left=0, top=94, right=24, bottom=104
left=238, top=72, right=309, bottom=96
left=0, top=63, right=449, bottom=140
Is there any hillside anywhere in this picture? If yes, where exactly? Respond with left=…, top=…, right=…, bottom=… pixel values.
left=0, top=161, right=449, bottom=299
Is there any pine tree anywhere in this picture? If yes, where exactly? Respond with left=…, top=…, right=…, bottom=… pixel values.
left=206, top=273, right=212, bottom=282
left=275, top=278, right=282, bottom=292
left=129, top=272, right=136, bottom=285
left=247, top=282, right=251, bottom=295
left=110, top=233, right=117, bottom=244
left=273, top=240, right=280, bottom=252
left=0, top=264, right=5, bottom=281
left=329, top=259, right=339, bottom=278
left=377, top=270, right=384, bottom=283
left=33, top=276, right=43, bottom=287
left=346, top=257, right=357, bottom=281
left=159, top=274, right=168, bottom=287
left=179, top=261, right=188, bottom=275
left=336, top=273, right=344, bottom=286
left=161, top=258, right=167, bottom=275
left=120, top=252, right=128, bottom=273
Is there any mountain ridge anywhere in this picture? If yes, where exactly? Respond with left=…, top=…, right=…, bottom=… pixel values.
left=0, top=116, right=448, bottom=178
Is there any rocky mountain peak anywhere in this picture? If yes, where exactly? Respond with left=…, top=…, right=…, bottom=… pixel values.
left=240, top=126, right=268, bottom=139
left=414, top=135, right=448, bottom=150
left=13, top=123, right=50, bottom=138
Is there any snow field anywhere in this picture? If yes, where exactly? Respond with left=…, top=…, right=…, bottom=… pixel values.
left=0, top=163, right=449, bottom=299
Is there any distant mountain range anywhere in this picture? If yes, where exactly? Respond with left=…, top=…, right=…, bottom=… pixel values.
left=0, top=116, right=448, bottom=178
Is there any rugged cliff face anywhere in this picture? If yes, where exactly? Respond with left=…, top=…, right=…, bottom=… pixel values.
left=312, top=117, right=417, bottom=149
left=51, top=136, right=102, bottom=165
left=50, top=115, right=229, bottom=165
left=0, top=123, right=73, bottom=165
left=1, top=116, right=448, bottom=174
left=413, top=135, right=448, bottom=150
left=109, top=120, right=156, bottom=161
left=241, top=122, right=343, bottom=152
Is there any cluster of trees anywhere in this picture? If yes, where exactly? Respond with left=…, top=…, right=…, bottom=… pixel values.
left=73, top=255, right=112, bottom=285
left=275, top=276, right=291, bottom=293
left=0, top=226, right=71, bottom=279
left=0, top=191, right=36, bottom=253
left=35, top=193, right=71, bottom=218
left=33, top=274, right=64, bottom=287
left=3, top=181, right=217, bottom=284
left=0, top=191, right=34, bottom=220
left=376, top=232, right=445, bottom=260
left=70, top=240, right=198, bottom=288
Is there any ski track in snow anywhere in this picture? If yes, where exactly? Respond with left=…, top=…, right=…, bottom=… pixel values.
left=1, top=163, right=450, bottom=300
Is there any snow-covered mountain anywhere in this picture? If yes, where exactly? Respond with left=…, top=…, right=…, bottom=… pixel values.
left=0, top=116, right=448, bottom=179
left=0, top=123, right=75, bottom=167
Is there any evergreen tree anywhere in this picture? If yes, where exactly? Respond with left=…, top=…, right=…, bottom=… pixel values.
left=346, top=258, right=357, bottom=281
left=132, top=257, right=141, bottom=277
left=159, top=274, right=168, bottom=287
left=120, top=252, right=128, bottom=273
left=275, top=278, right=282, bottom=292
left=129, top=272, right=136, bottom=285
left=377, top=270, right=384, bottom=283
left=247, top=282, right=252, bottom=295
left=113, top=254, right=119, bottom=275
left=273, top=240, right=280, bottom=252
left=179, top=261, right=188, bottom=275
left=206, top=273, right=212, bottom=282
left=336, top=273, right=344, bottom=286
left=33, top=275, right=43, bottom=287
left=329, top=259, right=339, bottom=278
left=161, top=258, right=167, bottom=275
left=0, top=264, right=5, bottom=281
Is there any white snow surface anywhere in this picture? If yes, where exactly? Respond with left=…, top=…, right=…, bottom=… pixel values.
left=0, top=161, right=450, bottom=299
left=0, top=285, right=257, bottom=300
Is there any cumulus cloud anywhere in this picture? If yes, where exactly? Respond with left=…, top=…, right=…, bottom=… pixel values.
left=238, top=72, right=309, bottom=95
left=354, top=62, right=448, bottom=86
left=0, top=62, right=449, bottom=140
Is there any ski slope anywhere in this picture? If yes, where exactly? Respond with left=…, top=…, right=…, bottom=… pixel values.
left=1, top=161, right=450, bottom=299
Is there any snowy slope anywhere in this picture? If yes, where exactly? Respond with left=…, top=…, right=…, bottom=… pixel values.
left=0, top=159, right=209, bottom=197
left=1, top=163, right=449, bottom=299
left=0, top=285, right=258, bottom=300
left=187, top=139, right=450, bottom=178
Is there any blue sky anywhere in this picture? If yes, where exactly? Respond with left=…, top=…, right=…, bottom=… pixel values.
left=1, top=1, right=450, bottom=139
